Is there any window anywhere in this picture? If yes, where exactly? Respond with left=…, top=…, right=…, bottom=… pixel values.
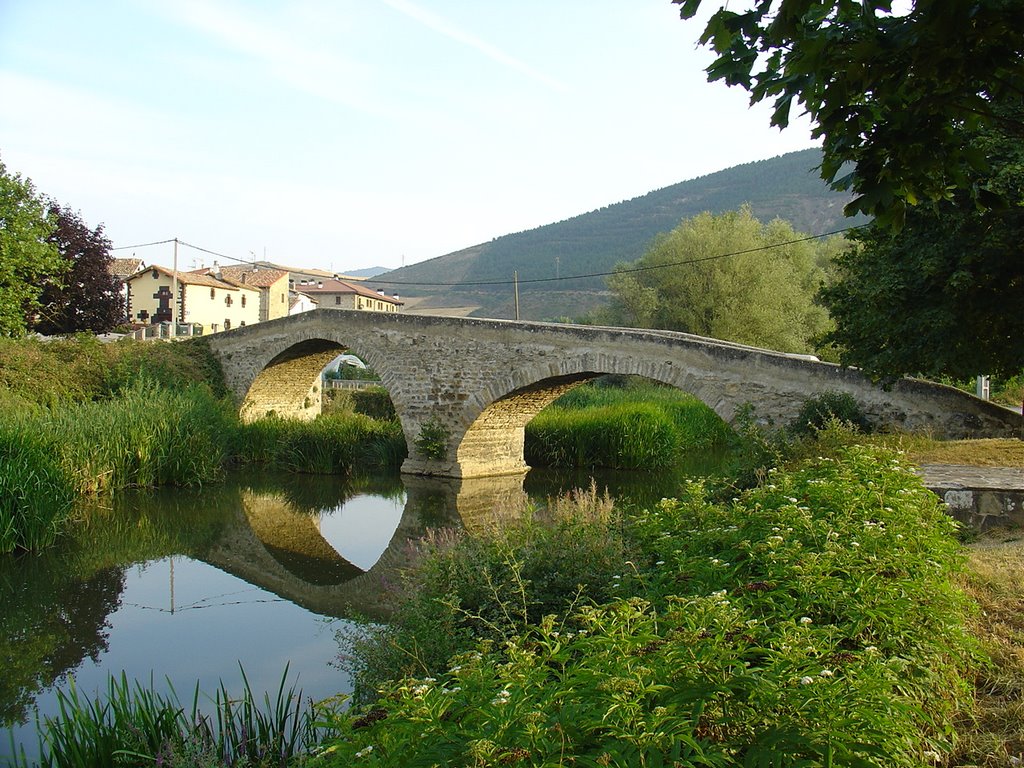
left=152, top=270, right=159, bottom=279
left=210, top=288, right=215, bottom=299
left=224, top=318, right=231, bottom=330
left=335, top=296, right=341, bottom=305
left=241, top=295, right=246, bottom=308
left=225, top=295, right=233, bottom=306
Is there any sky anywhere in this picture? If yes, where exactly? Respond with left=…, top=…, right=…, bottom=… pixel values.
left=0, top=1, right=818, bottom=274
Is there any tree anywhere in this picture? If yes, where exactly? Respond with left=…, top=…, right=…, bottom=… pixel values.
left=0, top=159, right=65, bottom=337
left=603, top=207, right=836, bottom=354
left=34, top=204, right=123, bottom=335
left=674, top=0, right=1024, bottom=228
left=818, top=107, right=1024, bottom=381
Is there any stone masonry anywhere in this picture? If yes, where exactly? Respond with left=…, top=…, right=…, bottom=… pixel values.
left=204, top=309, right=1023, bottom=478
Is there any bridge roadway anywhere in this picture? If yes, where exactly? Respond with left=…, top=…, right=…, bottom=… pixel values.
left=205, top=309, right=1022, bottom=479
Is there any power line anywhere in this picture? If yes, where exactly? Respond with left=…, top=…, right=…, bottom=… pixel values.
left=108, top=225, right=858, bottom=289
left=369, top=225, right=859, bottom=288
left=110, top=237, right=256, bottom=266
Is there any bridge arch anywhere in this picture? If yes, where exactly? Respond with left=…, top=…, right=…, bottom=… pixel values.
left=236, top=334, right=399, bottom=423
left=450, top=355, right=736, bottom=477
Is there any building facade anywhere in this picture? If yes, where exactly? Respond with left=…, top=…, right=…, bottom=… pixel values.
left=125, top=265, right=261, bottom=333
left=294, top=278, right=403, bottom=312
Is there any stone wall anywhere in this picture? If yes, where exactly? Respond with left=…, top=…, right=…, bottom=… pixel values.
left=205, top=310, right=1023, bottom=478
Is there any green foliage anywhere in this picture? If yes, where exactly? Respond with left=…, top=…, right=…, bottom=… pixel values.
left=525, top=379, right=732, bottom=470
left=0, top=421, right=76, bottom=553
left=0, top=335, right=228, bottom=407
left=674, top=0, right=1024, bottom=228
left=413, top=418, right=450, bottom=461
left=18, top=668, right=337, bottom=768
left=603, top=207, right=835, bottom=353
left=350, top=387, right=397, bottom=421
left=26, top=382, right=234, bottom=495
left=0, top=158, right=66, bottom=337
left=235, top=413, right=407, bottom=474
left=317, top=447, right=976, bottom=767
left=789, top=392, right=872, bottom=438
left=338, top=484, right=629, bottom=705
left=819, top=103, right=1024, bottom=381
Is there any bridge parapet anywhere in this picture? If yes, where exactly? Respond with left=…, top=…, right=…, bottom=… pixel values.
left=205, top=310, right=1022, bottom=478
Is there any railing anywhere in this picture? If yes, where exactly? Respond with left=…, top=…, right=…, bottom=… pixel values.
left=324, top=379, right=381, bottom=390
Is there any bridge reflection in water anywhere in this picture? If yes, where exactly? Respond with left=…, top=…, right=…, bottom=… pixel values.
left=203, top=474, right=531, bottom=621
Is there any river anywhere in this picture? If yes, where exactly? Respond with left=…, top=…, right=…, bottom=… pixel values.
left=0, top=460, right=724, bottom=762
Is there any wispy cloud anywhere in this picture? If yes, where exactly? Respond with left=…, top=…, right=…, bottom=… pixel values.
left=165, top=0, right=398, bottom=117
left=377, top=0, right=568, bottom=93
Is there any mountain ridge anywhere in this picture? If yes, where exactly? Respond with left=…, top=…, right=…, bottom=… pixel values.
left=378, top=148, right=862, bottom=319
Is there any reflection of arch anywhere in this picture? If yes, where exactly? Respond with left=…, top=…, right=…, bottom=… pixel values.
left=202, top=475, right=528, bottom=620
left=242, top=491, right=363, bottom=586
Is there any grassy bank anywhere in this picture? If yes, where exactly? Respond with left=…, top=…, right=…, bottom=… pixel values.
left=322, top=445, right=977, bottom=767
left=0, top=336, right=407, bottom=553
left=525, top=377, right=733, bottom=470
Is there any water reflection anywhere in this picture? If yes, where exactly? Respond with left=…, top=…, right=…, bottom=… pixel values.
left=1, top=460, right=725, bottom=759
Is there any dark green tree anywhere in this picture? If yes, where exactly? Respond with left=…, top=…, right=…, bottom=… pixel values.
left=0, top=158, right=64, bottom=336
left=35, top=204, right=123, bottom=335
left=819, top=108, right=1024, bottom=381
left=674, top=0, right=1024, bottom=228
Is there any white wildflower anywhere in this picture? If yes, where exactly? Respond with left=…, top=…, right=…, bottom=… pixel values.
left=800, top=676, right=814, bottom=685
left=799, top=616, right=813, bottom=625
left=355, top=745, right=374, bottom=758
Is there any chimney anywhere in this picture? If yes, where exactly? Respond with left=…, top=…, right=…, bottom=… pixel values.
left=212, top=261, right=222, bottom=279
left=393, top=293, right=400, bottom=301
left=377, top=289, right=385, bottom=296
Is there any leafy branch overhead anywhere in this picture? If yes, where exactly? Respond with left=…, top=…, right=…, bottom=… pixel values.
left=674, top=0, right=1024, bottom=228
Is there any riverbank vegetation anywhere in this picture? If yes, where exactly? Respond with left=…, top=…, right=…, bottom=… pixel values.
left=322, top=444, right=977, bottom=766
left=0, top=336, right=406, bottom=553
left=525, top=377, right=733, bottom=471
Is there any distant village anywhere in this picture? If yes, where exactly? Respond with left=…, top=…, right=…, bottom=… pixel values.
left=110, top=258, right=403, bottom=337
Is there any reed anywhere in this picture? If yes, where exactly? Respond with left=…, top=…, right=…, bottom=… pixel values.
left=0, top=421, right=76, bottom=553
left=17, top=667, right=333, bottom=768
left=44, top=382, right=233, bottom=494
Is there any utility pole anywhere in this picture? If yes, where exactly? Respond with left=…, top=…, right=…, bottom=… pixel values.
left=514, top=270, right=520, bottom=321
left=171, top=238, right=179, bottom=337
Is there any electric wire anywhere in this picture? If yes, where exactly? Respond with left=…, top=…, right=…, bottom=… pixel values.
left=109, top=225, right=859, bottom=289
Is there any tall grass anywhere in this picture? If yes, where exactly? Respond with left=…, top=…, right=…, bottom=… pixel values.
left=0, top=422, right=76, bottom=553
left=234, top=413, right=407, bottom=475
left=525, top=377, right=733, bottom=470
left=14, top=667, right=336, bottom=768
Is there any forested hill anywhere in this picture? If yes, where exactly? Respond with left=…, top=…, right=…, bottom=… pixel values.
left=379, top=148, right=863, bottom=319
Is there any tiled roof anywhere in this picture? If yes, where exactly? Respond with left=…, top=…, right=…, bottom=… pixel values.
left=109, top=257, right=144, bottom=279
left=128, top=264, right=256, bottom=291
left=218, top=266, right=289, bottom=288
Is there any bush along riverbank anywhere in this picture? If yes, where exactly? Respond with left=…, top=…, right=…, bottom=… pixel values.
left=525, top=377, right=734, bottom=470
left=320, top=445, right=976, bottom=767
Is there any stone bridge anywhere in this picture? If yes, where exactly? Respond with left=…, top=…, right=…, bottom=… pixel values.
left=204, top=310, right=1022, bottom=478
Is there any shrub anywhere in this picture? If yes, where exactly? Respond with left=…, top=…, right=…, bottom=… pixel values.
left=790, top=390, right=872, bottom=436
left=338, top=484, right=631, bottom=704
left=414, top=418, right=450, bottom=460
left=350, top=387, right=397, bottom=421
left=320, top=447, right=976, bottom=767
